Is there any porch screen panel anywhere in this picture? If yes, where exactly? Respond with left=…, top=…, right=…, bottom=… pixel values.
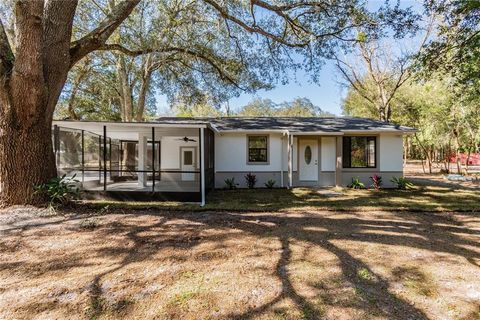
left=57, top=127, right=82, bottom=179
left=82, top=131, right=102, bottom=190
left=105, top=139, right=122, bottom=190
left=203, top=128, right=215, bottom=191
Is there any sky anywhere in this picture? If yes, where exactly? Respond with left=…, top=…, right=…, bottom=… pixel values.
left=156, top=0, right=424, bottom=117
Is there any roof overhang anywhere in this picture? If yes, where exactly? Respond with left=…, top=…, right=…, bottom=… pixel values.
left=288, top=131, right=343, bottom=136
left=53, top=120, right=208, bottom=129
left=342, top=129, right=417, bottom=135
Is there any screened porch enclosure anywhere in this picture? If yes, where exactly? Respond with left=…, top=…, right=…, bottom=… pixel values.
left=53, top=121, right=214, bottom=202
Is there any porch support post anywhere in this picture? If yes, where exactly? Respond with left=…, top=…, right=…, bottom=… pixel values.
left=138, top=132, right=148, bottom=187
left=53, top=125, right=59, bottom=169
left=280, top=134, right=284, bottom=188
left=287, top=133, right=293, bottom=189
left=152, top=127, right=155, bottom=192
left=81, top=130, right=85, bottom=186
left=335, top=136, right=342, bottom=187
left=103, top=126, right=107, bottom=191
left=200, top=127, right=205, bottom=206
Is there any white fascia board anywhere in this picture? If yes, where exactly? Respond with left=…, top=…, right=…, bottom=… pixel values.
left=216, top=129, right=344, bottom=136
left=216, top=129, right=289, bottom=134
left=53, top=120, right=208, bottom=129
left=290, top=131, right=344, bottom=136
left=342, top=129, right=416, bottom=135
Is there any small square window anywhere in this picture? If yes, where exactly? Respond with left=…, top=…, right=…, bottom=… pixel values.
left=248, top=136, right=268, bottom=163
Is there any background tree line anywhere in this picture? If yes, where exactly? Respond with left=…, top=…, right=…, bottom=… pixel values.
left=339, top=1, right=480, bottom=174
left=173, top=97, right=334, bottom=117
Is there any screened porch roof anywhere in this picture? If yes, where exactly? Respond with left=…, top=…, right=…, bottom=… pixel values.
left=53, top=120, right=207, bottom=140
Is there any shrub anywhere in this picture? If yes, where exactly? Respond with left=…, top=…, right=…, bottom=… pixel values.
left=34, top=174, right=80, bottom=207
left=390, top=176, right=414, bottom=190
left=264, top=179, right=276, bottom=189
left=348, top=177, right=365, bottom=189
left=370, top=174, right=382, bottom=190
left=245, top=173, right=257, bottom=189
left=224, top=177, right=238, bottom=190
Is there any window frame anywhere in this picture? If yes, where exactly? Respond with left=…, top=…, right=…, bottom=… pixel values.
left=246, top=134, right=270, bottom=165
left=342, top=136, right=377, bottom=169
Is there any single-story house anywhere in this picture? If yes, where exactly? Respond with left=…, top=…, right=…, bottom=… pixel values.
left=52, top=117, right=415, bottom=205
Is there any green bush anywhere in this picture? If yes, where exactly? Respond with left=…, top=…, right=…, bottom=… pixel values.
left=390, top=176, right=414, bottom=190
left=264, top=179, right=276, bottom=189
left=348, top=177, right=365, bottom=189
left=224, top=177, right=238, bottom=190
left=34, top=174, right=80, bottom=206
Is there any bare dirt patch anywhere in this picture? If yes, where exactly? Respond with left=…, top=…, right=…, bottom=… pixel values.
left=0, top=207, right=479, bottom=319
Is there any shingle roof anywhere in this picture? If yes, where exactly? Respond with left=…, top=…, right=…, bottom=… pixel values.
left=153, top=116, right=415, bottom=133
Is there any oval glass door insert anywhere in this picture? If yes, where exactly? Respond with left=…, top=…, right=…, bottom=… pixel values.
left=304, top=146, right=312, bottom=164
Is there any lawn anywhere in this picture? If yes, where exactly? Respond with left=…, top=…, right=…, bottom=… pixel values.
left=83, top=185, right=480, bottom=213
left=1, top=204, right=479, bottom=319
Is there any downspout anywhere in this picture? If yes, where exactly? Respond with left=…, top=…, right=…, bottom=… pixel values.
left=287, top=131, right=293, bottom=189
left=200, top=127, right=205, bottom=207
left=280, top=130, right=288, bottom=188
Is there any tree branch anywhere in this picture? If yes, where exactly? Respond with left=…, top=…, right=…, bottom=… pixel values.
left=334, top=56, right=376, bottom=106
left=202, top=0, right=309, bottom=48
left=69, top=0, right=141, bottom=67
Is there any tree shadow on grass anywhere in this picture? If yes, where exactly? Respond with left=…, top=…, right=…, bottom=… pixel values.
left=178, top=209, right=479, bottom=319
left=207, top=186, right=480, bottom=213
left=3, top=206, right=479, bottom=319
left=199, top=213, right=433, bottom=320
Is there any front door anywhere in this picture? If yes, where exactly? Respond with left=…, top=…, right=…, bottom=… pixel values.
left=181, top=147, right=195, bottom=181
left=299, top=139, right=318, bottom=181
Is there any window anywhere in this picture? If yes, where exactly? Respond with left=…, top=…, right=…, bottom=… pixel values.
left=248, top=135, right=268, bottom=163
left=183, top=150, right=193, bottom=165
left=343, top=136, right=376, bottom=168
left=304, top=146, right=312, bottom=164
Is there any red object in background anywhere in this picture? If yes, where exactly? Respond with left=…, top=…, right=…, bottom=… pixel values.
left=448, top=153, right=480, bottom=165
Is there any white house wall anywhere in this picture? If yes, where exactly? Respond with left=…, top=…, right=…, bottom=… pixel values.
left=215, top=132, right=294, bottom=172
left=320, top=137, right=336, bottom=172
left=160, top=136, right=199, bottom=170
left=215, top=133, right=298, bottom=188
left=379, top=134, right=404, bottom=171
left=215, top=132, right=405, bottom=188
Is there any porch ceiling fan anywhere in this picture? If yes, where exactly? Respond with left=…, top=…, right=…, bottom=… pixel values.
left=177, top=136, right=197, bottom=142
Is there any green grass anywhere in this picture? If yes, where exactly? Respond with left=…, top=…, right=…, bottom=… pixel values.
left=79, top=185, right=480, bottom=213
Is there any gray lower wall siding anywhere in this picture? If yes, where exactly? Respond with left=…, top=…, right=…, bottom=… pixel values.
left=215, top=171, right=337, bottom=188
left=215, top=170, right=403, bottom=188
left=281, top=172, right=335, bottom=187
left=215, top=171, right=283, bottom=188
left=320, top=172, right=335, bottom=186
left=342, top=171, right=403, bottom=188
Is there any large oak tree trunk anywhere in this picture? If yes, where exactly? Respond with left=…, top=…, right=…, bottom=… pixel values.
left=0, top=121, right=56, bottom=204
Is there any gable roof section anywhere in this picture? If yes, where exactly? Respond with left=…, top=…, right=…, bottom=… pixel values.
left=153, top=117, right=416, bottom=133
